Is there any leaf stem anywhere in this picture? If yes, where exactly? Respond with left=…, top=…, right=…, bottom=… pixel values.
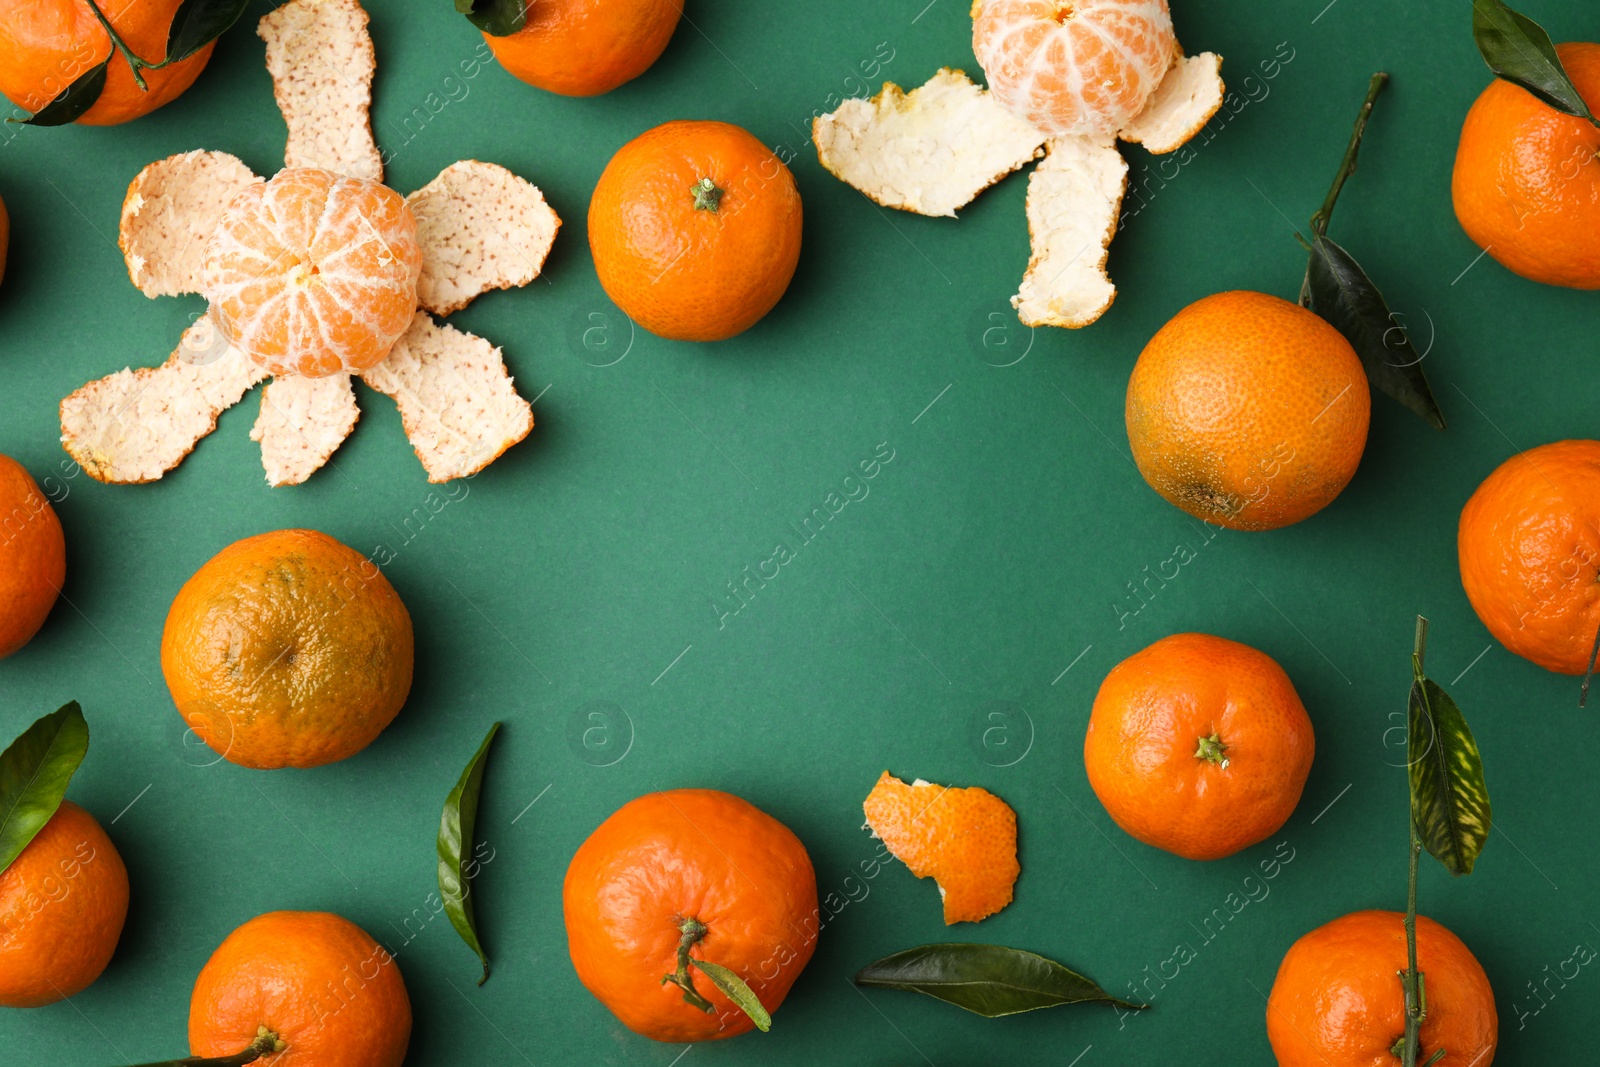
left=1579, top=620, right=1600, bottom=707
left=661, top=918, right=715, bottom=1014
left=127, top=1027, right=282, bottom=1066
left=1401, top=614, right=1429, bottom=1067
left=1299, top=72, right=1389, bottom=306
left=81, top=0, right=160, bottom=89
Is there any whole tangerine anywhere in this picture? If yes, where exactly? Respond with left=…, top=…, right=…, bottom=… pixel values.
left=564, top=788, right=819, bottom=1041
left=188, top=911, right=411, bottom=1067
left=161, top=529, right=413, bottom=770
left=0, top=801, right=129, bottom=1009
left=484, top=0, right=683, bottom=97
left=0, top=454, right=66, bottom=659
left=589, top=120, right=803, bottom=342
left=1267, top=910, right=1497, bottom=1067
left=1452, top=42, right=1600, bottom=289
left=1458, top=439, right=1600, bottom=674
left=0, top=0, right=214, bottom=126
left=1084, top=633, right=1315, bottom=861
left=1126, top=290, right=1370, bottom=531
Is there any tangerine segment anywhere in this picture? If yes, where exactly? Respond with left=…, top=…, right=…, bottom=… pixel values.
left=971, top=0, right=1175, bottom=137
left=1452, top=42, right=1600, bottom=290
left=202, top=168, right=422, bottom=378
left=863, top=771, right=1019, bottom=924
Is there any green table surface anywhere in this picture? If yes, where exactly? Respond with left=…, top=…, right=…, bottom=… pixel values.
left=3, top=0, right=1597, bottom=1063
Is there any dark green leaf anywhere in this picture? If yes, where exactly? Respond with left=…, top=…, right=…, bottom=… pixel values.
left=12, top=57, right=110, bottom=126
left=1409, top=678, right=1491, bottom=876
left=854, top=943, right=1145, bottom=1018
left=457, top=0, right=528, bottom=36
left=166, top=0, right=252, bottom=64
left=437, top=722, right=500, bottom=984
left=1472, top=0, right=1597, bottom=123
left=1306, top=234, right=1446, bottom=431
left=689, top=959, right=772, bottom=1032
left=1, top=702, right=90, bottom=875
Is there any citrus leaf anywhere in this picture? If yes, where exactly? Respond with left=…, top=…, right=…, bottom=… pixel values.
left=166, top=0, right=252, bottom=64
left=13, top=57, right=110, bottom=126
left=1306, top=234, right=1446, bottom=430
left=437, top=721, right=500, bottom=985
left=0, top=702, right=90, bottom=875
left=689, top=958, right=772, bottom=1032
left=1471, top=0, right=1598, bottom=124
left=854, top=943, right=1145, bottom=1018
left=456, top=0, right=527, bottom=36
left=1408, top=677, right=1491, bottom=876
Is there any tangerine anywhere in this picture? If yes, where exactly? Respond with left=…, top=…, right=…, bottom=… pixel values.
left=588, top=120, right=802, bottom=342
left=0, top=454, right=66, bottom=659
left=1126, top=290, right=1370, bottom=531
left=0, top=801, right=129, bottom=1009
left=485, top=0, right=683, bottom=97
left=202, top=168, right=422, bottom=378
left=564, top=789, right=818, bottom=1041
left=1452, top=42, right=1600, bottom=289
left=1084, top=633, right=1314, bottom=861
left=1267, top=910, right=1497, bottom=1066
left=160, top=529, right=413, bottom=770
left=188, top=911, right=411, bottom=1066
left=971, top=0, right=1175, bottom=136
left=0, top=0, right=214, bottom=125
left=1458, top=439, right=1600, bottom=674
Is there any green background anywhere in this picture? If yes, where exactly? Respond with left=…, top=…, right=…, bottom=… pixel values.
left=2, top=0, right=1597, bottom=1063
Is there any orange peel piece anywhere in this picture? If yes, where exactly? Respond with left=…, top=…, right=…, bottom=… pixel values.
left=260, top=0, right=382, bottom=182
left=120, top=150, right=262, bottom=299
left=1012, top=135, right=1128, bottom=329
left=1118, top=50, right=1226, bottom=155
left=862, top=770, right=1020, bottom=924
left=250, top=374, right=360, bottom=486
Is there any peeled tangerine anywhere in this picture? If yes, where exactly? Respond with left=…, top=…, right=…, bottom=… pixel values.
left=863, top=771, right=1020, bottom=924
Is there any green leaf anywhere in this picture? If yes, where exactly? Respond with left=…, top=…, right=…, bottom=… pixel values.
left=437, top=722, right=500, bottom=984
left=1, top=702, right=90, bottom=875
left=854, top=943, right=1145, bottom=1018
left=457, top=0, right=528, bottom=37
left=165, top=0, right=252, bottom=64
left=1471, top=0, right=1597, bottom=123
left=689, top=958, right=772, bottom=1032
left=1408, top=677, right=1491, bottom=876
left=1306, top=234, right=1446, bottom=431
left=12, top=57, right=111, bottom=126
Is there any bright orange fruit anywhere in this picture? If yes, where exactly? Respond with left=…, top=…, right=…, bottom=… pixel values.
left=564, top=789, right=818, bottom=1042
left=0, top=801, right=129, bottom=1008
left=1126, top=290, right=1370, bottom=531
left=1452, top=42, right=1600, bottom=289
left=0, top=0, right=214, bottom=126
left=161, top=529, right=414, bottom=770
left=485, top=0, right=683, bottom=97
left=1267, top=910, right=1497, bottom=1067
left=202, top=168, right=422, bottom=378
left=588, top=120, right=803, bottom=342
left=1085, top=633, right=1314, bottom=861
left=862, top=770, right=1020, bottom=924
left=971, top=0, right=1175, bottom=136
left=0, top=454, right=65, bottom=658
left=188, top=911, right=411, bottom=1066
left=1458, top=439, right=1600, bottom=674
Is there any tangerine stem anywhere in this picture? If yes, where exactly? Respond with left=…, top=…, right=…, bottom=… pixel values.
left=80, top=0, right=159, bottom=90
left=691, top=178, right=725, bottom=212
left=1194, top=733, right=1230, bottom=767
left=661, top=918, right=715, bottom=1014
left=1298, top=72, right=1388, bottom=306
left=1579, top=619, right=1600, bottom=707
left=126, top=1026, right=283, bottom=1067
left=1399, top=615, right=1427, bottom=1067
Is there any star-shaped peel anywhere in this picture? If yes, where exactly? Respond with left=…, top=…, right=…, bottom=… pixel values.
left=61, top=0, right=560, bottom=486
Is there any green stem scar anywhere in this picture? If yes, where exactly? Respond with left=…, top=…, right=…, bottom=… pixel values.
left=1194, top=733, right=1230, bottom=768
left=691, top=178, right=725, bottom=212
left=127, top=1026, right=283, bottom=1067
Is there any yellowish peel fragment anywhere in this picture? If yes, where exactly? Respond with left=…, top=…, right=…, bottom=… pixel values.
left=361, top=314, right=533, bottom=483
left=259, top=0, right=383, bottom=182
left=813, top=68, right=1047, bottom=217
left=250, top=374, right=360, bottom=487
left=1118, top=51, right=1226, bottom=155
left=1012, top=135, right=1128, bottom=329
left=60, top=316, right=268, bottom=484
left=406, top=160, right=562, bottom=317
left=120, top=151, right=261, bottom=299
